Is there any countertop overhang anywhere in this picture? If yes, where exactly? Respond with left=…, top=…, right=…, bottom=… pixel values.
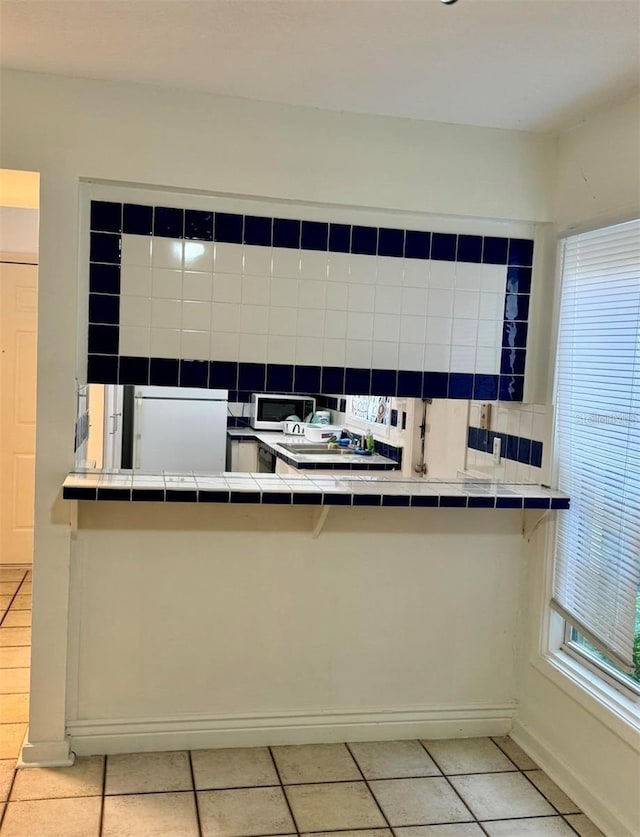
left=62, top=470, right=570, bottom=509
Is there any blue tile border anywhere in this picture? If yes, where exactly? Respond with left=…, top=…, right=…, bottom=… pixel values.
left=87, top=200, right=533, bottom=401
left=467, top=425, right=544, bottom=468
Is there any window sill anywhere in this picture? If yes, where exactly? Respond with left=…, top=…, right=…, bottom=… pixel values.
left=532, top=650, right=640, bottom=749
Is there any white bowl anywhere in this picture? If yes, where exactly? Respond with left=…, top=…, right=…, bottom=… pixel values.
left=303, top=423, right=343, bottom=443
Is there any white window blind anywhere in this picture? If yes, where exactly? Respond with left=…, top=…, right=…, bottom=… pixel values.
left=552, top=219, right=640, bottom=672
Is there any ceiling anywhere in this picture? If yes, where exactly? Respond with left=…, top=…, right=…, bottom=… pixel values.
left=0, top=0, right=638, bottom=133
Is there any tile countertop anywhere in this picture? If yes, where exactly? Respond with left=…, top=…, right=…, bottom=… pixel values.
left=227, top=429, right=399, bottom=471
left=62, top=470, right=570, bottom=509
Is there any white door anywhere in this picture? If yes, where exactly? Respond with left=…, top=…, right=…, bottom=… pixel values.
left=0, top=261, right=37, bottom=564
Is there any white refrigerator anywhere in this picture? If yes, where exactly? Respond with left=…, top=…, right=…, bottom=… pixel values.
left=132, top=387, right=228, bottom=472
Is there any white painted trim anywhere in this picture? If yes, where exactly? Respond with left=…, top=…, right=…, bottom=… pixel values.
left=19, top=736, right=74, bottom=769
left=512, top=717, right=636, bottom=837
left=68, top=702, right=515, bottom=756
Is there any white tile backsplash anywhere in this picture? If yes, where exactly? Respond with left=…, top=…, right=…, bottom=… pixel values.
left=106, top=226, right=515, bottom=378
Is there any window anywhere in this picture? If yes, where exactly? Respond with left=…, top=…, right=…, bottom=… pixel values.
left=346, top=395, right=392, bottom=437
left=552, top=218, right=640, bottom=695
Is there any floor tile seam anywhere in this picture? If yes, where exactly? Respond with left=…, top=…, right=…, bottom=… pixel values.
left=415, top=740, right=483, bottom=832
left=103, top=786, right=198, bottom=797
left=267, top=746, right=302, bottom=837
left=187, top=750, right=204, bottom=837
left=0, top=575, right=27, bottom=628
left=0, top=759, right=19, bottom=831
left=489, top=735, right=533, bottom=772
left=98, top=753, right=108, bottom=837
left=518, top=767, right=580, bottom=818
left=344, top=741, right=394, bottom=832
left=560, top=813, right=588, bottom=836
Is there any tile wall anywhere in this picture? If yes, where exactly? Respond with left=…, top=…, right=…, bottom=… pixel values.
left=86, top=197, right=533, bottom=400
left=466, top=402, right=553, bottom=483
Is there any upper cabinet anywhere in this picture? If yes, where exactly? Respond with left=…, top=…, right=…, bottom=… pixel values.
left=83, top=185, right=535, bottom=401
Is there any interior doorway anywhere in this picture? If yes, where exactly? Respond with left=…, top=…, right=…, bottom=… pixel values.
left=0, top=169, right=39, bottom=565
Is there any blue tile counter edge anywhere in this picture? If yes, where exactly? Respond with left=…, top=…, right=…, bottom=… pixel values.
left=62, top=471, right=570, bottom=509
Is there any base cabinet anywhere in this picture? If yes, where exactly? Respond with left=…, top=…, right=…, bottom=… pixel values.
left=228, top=440, right=258, bottom=472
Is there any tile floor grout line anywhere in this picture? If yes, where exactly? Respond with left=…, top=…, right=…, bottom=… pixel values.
left=0, top=571, right=28, bottom=628
left=98, top=753, right=108, bottom=837
left=518, top=765, right=583, bottom=827
left=267, top=746, right=302, bottom=836
left=418, top=740, right=490, bottom=836
left=344, top=741, right=395, bottom=833
left=0, top=751, right=20, bottom=830
left=188, top=750, right=204, bottom=837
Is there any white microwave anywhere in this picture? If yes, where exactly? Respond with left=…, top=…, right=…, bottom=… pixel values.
left=250, top=394, right=316, bottom=430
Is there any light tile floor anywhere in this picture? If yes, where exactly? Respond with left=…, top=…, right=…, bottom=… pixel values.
left=0, top=566, right=606, bottom=836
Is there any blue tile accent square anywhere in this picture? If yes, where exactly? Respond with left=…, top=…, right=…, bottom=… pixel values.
left=293, top=492, right=322, bottom=505
left=119, top=356, right=149, bottom=385
left=390, top=409, right=398, bottom=427
left=301, top=221, right=328, bottom=251
left=448, top=373, right=474, bottom=399
left=166, top=489, right=198, bottom=503
left=500, top=374, right=524, bottom=402
left=215, top=212, right=243, bottom=243
left=244, top=215, right=272, bottom=246
left=508, top=238, right=534, bottom=266
left=404, top=230, right=431, bottom=260
left=294, top=365, right=321, bottom=393
left=518, top=437, right=532, bottom=464
left=496, top=496, right=523, bottom=509
left=506, top=434, right=519, bottom=461
left=262, top=491, right=292, bottom=505
left=329, top=223, right=351, bottom=253
left=506, top=266, right=532, bottom=294
left=180, top=360, right=209, bottom=388
left=530, top=440, right=543, bottom=469
left=90, top=232, right=120, bottom=264
left=477, top=429, right=488, bottom=452
left=501, top=348, right=526, bottom=376
left=345, top=367, right=371, bottom=394
left=411, top=495, right=438, bottom=507
left=422, top=372, right=448, bottom=398
left=431, top=232, right=457, bottom=261
left=89, top=263, right=120, bottom=295
left=502, top=320, right=528, bottom=349
left=238, top=362, right=265, bottom=391
left=468, top=426, right=478, bottom=449
left=88, top=324, right=119, bottom=355
left=504, top=293, right=530, bottom=321
left=210, top=361, right=238, bottom=389
left=482, top=236, right=508, bottom=265
left=273, top=218, right=300, bottom=249
left=185, top=210, right=213, bottom=241
left=154, top=206, right=184, bottom=238
left=382, top=495, right=410, bottom=507
left=321, top=366, right=344, bottom=393
left=87, top=354, right=118, bottom=384
left=457, top=234, right=483, bottom=263
left=97, top=487, right=131, bottom=502
left=440, top=496, right=467, bottom=508
left=199, top=490, right=231, bottom=503
left=468, top=496, right=495, bottom=508
left=551, top=498, right=570, bottom=509
left=397, top=370, right=422, bottom=397
left=353, top=494, right=382, bottom=507
left=150, top=358, right=179, bottom=386
left=266, top=363, right=294, bottom=392
left=63, top=486, right=97, bottom=500
left=89, top=293, right=119, bottom=325
left=351, top=226, right=378, bottom=255
left=473, top=374, right=499, bottom=400
left=524, top=497, right=550, bottom=509
left=123, top=203, right=153, bottom=235
left=322, top=493, right=351, bottom=505
left=90, top=201, right=121, bottom=233
left=371, top=368, right=397, bottom=395
left=132, top=488, right=165, bottom=502
left=230, top=491, right=261, bottom=504
left=377, top=228, right=404, bottom=257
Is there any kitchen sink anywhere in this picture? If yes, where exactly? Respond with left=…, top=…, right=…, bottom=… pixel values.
left=279, top=443, right=358, bottom=456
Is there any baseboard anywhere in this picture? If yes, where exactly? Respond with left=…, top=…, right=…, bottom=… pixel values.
left=19, top=734, right=75, bottom=768
left=511, top=718, right=635, bottom=837
left=68, top=702, right=515, bottom=755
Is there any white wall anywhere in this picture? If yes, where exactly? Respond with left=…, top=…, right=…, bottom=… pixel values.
left=515, top=94, right=640, bottom=837
left=0, top=69, right=556, bottom=764
left=67, top=504, right=526, bottom=754
left=0, top=207, right=39, bottom=256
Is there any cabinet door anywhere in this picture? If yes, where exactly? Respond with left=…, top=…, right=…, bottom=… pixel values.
left=236, top=441, right=258, bottom=472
